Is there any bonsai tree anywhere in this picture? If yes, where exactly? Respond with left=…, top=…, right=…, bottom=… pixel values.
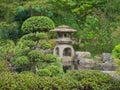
left=12, top=16, right=63, bottom=73
left=21, top=16, right=55, bottom=33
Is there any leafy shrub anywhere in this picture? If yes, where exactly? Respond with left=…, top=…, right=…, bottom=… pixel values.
left=65, top=70, right=118, bottom=90
left=36, top=69, right=51, bottom=76
left=13, top=56, right=30, bottom=67
left=22, top=40, right=36, bottom=48
left=39, top=40, right=52, bottom=49
left=0, top=70, right=120, bottom=90
left=0, top=72, right=17, bottom=90
left=0, top=40, right=15, bottom=60
left=19, top=32, right=50, bottom=50
left=28, top=50, right=43, bottom=61
left=112, top=44, right=120, bottom=75
left=21, top=16, right=55, bottom=33
left=36, top=32, right=48, bottom=39
left=0, top=22, right=19, bottom=40
left=15, top=47, right=30, bottom=57
left=44, top=54, right=57, bottom=63
left=0, top=60, right=9, bottom=72
left=0, top=72, right=40, bottom=90
left=112, top=44, right=120, bottom=59
left=38, top=76, right=74, bottom=90
left=45, top=65, right=64, bottom=77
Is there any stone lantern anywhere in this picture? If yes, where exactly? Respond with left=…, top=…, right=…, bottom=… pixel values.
left=51, top=25, right=76, bottom=65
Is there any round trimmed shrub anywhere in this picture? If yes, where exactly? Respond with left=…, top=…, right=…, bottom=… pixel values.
left=21, top=16, right=55, bottom=33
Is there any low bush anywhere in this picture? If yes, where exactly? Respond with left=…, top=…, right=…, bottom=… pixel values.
left=0, top=70, right=120, bottom=90
left=65, top=70, right=120, bottom=90
left=36, top=69, right=52, bottom=76
left=0, top=60, right=9, bottom=72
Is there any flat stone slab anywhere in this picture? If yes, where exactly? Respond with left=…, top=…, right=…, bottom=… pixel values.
left=102, top=71, right=120, bottom=79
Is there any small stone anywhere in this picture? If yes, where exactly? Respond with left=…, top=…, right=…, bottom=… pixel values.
left=94, top=56, right=102, bottom=61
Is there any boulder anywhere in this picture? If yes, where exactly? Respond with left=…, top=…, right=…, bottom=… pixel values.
left=76, top=51, right=91, bottom=59
left=102, top=71, right=120, bottom=79
left=77, top=58, right=95, bottom=69
left=75, top=51, right=94, bottom=69
left=79, top=58, right=95, bottom=67
left=100, top=61, right=115, bottom=71
left=102, top=53, right=112, bottom=62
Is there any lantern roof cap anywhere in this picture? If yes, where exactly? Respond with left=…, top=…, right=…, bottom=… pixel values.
left=51, top=25, right=77, bottom=32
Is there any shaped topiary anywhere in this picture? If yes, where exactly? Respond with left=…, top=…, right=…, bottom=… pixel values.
left=21, top=16, right=55, bottom=33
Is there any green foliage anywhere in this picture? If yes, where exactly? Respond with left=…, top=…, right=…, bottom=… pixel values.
left=22, top=40, right=36, bottom=48
left=0, top=60, right=9, bottom=72
left=104, top=0, right=120, bottom=21
left=74, top=15, right=114, bottom=54
left=41, top=42, right=51, bottom=49
left=21, top=32, right=48, bottom=41
left=112, top=44, right=120, bottom=74
left=36, top=69, right=51, bottom=76
left=28, top=50, right=43, bottom=61
left=45, top=65, right=63, bottom=77
left=0, top=40, right=15, bottom=60
left=0, top=22, right=19, bottom=40
left=0, top=1, right=120, bottom=89
left=21, top=16, right=55, bottom=33
left=112, top=44, right=120, bottom=59
left=0, top=72, right=17, bottom=90
left=18, top=32, right=50, bottom=51
left=44, top=54, right=57, bottom=63
left=36, top=32, right=48, bottom=39
left=112, top=26, right=120, bottom=45
left=11, top=30, right=60, bottom=72
left=65, top=70, right=119, bottom=90
left=0, top=70, right=120, bottom=90
left=14, top=6, right=31, bottom=24
left=0, top=72, right=40, bottom=90
left=13, top=56, right=30, bottom=67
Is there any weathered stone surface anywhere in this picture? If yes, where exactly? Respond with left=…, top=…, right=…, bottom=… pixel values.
left=102, top=71, right=120, bottom=79
left=102, top=53, right=112, bottom=62
left=75, top=51, right=94, bottom=69
left=76, top=51, right=91, bottom=59
left=100, top=61, right=116, bottom=71
left=76, top=58, right=95, bottom=69
left=94, top=56, right=102, bottom=61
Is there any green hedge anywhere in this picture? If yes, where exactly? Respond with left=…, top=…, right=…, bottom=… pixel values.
left=0, top=70, right=120, bottom=90
left=65, top=70, right=120, bottom=90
